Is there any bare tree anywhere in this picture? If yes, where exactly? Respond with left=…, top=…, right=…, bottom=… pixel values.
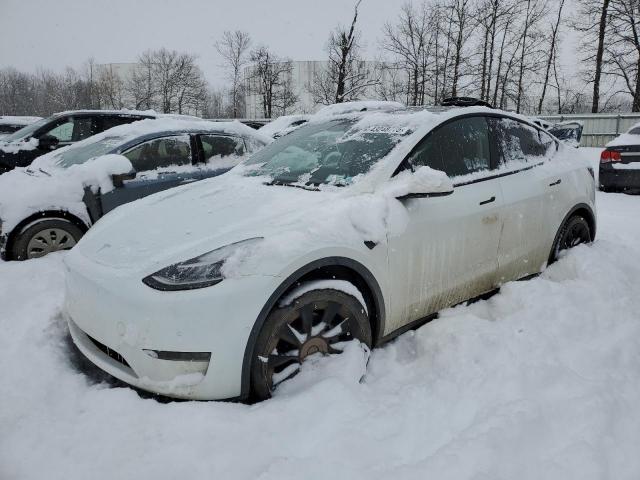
left=248, top=46, right=298, bottom=118
left=572, top=0, right=611, bottom=113
left=96, top=65, right=126, bottom=109
left=381, top=2, right=431, bottom=106
left=128, top=51, right=155, bottom=110
left=126, top=49, right=206, bottom=114
left=309, top=0, right=380, bottom=105
left=538, top=0, right=565, bottom=114
left=215, top=30, right=251, bottom=117
left=514, top=0, right=547, bottom=113
left=605, top=0, right=640, bottom=112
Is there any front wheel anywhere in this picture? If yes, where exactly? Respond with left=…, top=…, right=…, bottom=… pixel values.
left=250, top=288, right=372, bottom=401
left=11, top=218, right=84, bottom=260
left=549, top=215, right=592, bottom=264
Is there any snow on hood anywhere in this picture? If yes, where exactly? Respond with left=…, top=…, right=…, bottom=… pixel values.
left=0, top=137, right=39, bottom=154
left=73, top=167, right=420, bottom=274
left=0, top=154, right=133, bottom=233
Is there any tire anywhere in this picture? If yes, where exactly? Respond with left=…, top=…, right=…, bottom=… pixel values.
left=548, top=215, right=592, bottom=264
left=12, top=218, right=84, bottom=260
left=250, top=288, right=372, bottom=401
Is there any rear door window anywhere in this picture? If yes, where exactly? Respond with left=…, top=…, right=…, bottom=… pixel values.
left=406, top=116, right=491, bottom=178
left=490, top=117, right=554, bottom=167
left=124, top=135, right=193, bottom=172
left=99, top=115, right=146, bottom=132
left=42, top=116, right=96, bottom=143
left=199, top=135, right=245, bottom=162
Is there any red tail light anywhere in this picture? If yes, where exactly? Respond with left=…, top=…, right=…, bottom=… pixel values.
left=600, top=150, right=621, bottom=163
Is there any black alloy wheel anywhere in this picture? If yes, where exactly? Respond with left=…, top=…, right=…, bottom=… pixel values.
left=250, top=288, right=372, bottom=400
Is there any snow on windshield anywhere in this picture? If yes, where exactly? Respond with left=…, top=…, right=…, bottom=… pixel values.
left=244, top=118, right=412, bottom=186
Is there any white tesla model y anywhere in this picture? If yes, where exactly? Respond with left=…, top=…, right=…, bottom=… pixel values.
left=64, top=105, right=596, bottom=401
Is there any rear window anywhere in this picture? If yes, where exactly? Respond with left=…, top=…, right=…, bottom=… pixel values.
left=629, top=126, right=640, bottom=135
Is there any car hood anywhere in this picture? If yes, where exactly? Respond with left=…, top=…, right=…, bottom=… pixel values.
left=75, top=172, right=403, bottom=275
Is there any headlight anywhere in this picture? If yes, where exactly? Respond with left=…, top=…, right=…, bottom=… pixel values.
left=142, top=238, right=262, bottom=291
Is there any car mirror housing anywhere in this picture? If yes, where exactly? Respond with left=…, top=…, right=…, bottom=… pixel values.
left=37, top=135, right=59, bottom=150
left=111, top=171, right=137, bottom=188
left=388, top=166, right=454, bottom=200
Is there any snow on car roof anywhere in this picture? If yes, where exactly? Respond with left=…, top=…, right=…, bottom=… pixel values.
left=606, top=122, right=640, bottom=147
left=258, top=114, right=310, bottom=138
left=33, top=118, right=271, bottom=169
left=314, top=100, right=405, bottom=118
left=0, top=116, right=43, bottom=126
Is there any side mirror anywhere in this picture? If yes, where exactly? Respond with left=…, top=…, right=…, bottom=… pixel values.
left=37, top=135, right=59, bottom=150
left=111, top=171, right=137, bottom=188
left=387, top=166, right=454, bottom=199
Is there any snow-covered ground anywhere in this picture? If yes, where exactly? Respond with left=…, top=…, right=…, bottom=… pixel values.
left=2, top=162, right=640, bottom=479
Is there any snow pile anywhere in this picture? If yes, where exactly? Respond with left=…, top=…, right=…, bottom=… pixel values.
left=314, top=100, right=405, bottom=118
left=0, top=115, right=42, bottom=126
left=0, top=154, right=133, bottom=232
left=2, top=191, right=640, bottom=479
left=280, top=279, right=369, bottom=314
left=258, top=114, right=310, bottom=138
left=0, top=136, right=39, bottom=153
left=606, top=122, right=640, bottom=147
left=383, top=166, right=453, bottom=198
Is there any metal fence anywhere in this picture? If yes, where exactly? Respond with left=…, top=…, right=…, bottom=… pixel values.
left=538, top=113, right=640, bottom=147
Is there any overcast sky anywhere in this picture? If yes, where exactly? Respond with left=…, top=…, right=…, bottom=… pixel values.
left=0, top=0, right=403, bottom=86
left=1, top=0, right=579, bottom=88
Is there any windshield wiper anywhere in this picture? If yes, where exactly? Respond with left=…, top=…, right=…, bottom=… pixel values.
left=264, top=179, right=320, bottom=191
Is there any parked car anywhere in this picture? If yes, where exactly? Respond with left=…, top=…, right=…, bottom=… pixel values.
left=599, top=122, right=640, bottom=192
left=64, top=106, right=596, bottom=401
left=0, top=110, right=166, bottom=174
left=0, top=118, right=269, bottom=260
left=0, top=116, right=42, bottom=140
left=530, top=117, right=583, bottom=147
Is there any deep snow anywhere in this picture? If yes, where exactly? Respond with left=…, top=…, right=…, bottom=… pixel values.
left=2, top=195, right=640, bottom=476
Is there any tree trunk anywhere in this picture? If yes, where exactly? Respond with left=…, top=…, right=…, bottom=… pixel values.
left=538, top=0, right=564, bottom=114
left=516, top=0, right=532, bottom=114
left=592, top=0, right=610, bottom=113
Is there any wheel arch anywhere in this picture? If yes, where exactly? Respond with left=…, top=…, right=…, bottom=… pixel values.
left=240, top=256, right=386, bottom=400
left=4, top=210, right=90, bottom=260
left=548, top=202, right=596, bottom=264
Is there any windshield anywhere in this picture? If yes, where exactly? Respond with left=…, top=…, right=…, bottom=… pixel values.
left=243, top=119, right=409, bottom=186
left=51, top=135, right=125, bottom=168
left=2, top=116, right=52, bottom=142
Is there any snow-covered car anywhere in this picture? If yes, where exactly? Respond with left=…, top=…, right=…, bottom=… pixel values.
left=258, top=114, right=310, bottom=139
left=599, top=122, right=640, bottom=192
left=0, top=116, right=42, bottom=140
left=0, top=118, right=269, bottom=260
left=530, top=117, right=583, bottom=147
left=64, top=106, right=596, bottom=401
left=0, top=110, right=165, bottom=174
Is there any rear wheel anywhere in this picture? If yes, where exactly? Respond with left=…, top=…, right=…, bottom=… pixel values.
left=250, top=288, right=372, bottom=401
left=549, top=215, right=592, bottom=263
left=12, top=218, right=84, bottom=260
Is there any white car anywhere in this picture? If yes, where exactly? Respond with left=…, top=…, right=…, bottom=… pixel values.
left=64, top=106, right=596, bottom=401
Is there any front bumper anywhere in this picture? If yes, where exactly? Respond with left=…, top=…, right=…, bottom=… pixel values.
left=599, top=165, right=640, bottom=191
left=64, top=250, right=278, bottom=400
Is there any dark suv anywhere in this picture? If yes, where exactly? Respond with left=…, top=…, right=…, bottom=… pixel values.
left=0, top=110, right=154, bottom=173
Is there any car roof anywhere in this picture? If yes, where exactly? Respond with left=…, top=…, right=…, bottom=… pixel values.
left=50, top=109, right=156, bottom=118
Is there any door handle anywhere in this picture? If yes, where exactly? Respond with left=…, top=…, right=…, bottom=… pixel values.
left=479, top=196, right=496, bottom=205
left=549, top=179, right=562, bottom=186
